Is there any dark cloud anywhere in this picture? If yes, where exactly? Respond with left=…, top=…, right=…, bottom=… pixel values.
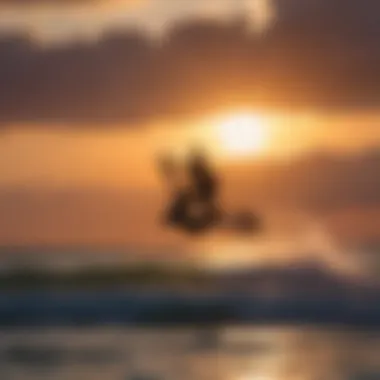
left=0, top=0, right=379, bottom=125
left=260, top=0, right=380, bottom=108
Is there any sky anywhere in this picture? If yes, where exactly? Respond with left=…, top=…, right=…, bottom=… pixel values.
left=0, top=0, right=379, bottom=261
left=0, top=0, right=275, bottom=43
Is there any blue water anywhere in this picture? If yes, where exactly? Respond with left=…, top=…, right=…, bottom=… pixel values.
left=0, top=291, right=379, bottom=379
left=0, top=291, right=379, bottom=327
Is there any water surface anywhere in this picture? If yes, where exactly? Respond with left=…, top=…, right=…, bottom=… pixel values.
left=0, top=326, right=379, bottom=380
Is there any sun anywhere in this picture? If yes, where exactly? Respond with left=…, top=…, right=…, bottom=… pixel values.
left=216, top=113, right=267, bottom=157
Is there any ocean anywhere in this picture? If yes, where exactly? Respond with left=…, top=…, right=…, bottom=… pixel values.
left=0, top=326, right=379, bottom=380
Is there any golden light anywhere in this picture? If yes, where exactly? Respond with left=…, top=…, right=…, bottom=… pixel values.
left=247, top=0, right=276, bottom=33
left=216, top=113, right=268, bottom=157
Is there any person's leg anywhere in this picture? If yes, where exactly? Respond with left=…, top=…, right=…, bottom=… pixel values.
left=166, top=191, right=222, bottom=233
left=165, top=191, right=210, bottom=233
left=181, top=200, right=221, bottom=233
left=165, top=191, right=191, bottom=226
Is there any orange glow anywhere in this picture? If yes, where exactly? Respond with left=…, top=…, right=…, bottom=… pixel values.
left=214, top=112, right=269, bottom=157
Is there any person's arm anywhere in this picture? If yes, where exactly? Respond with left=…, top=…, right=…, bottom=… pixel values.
left=157, top=154, right=185, bottom=192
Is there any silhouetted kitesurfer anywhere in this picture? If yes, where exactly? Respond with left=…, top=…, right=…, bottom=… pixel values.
left=159, top=149, right=221, bottom=234
left=158, top=148, right=263, bottom=235
left=188, top=148, right=218, bottom=203
left=187, top=148, right=221, bottom=225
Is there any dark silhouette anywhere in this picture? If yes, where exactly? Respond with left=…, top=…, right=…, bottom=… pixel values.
left=188, top=148, right=218, bottom=203
left=160, top=149, right=221, bottom=234
left=159, top=148, right=263, bottom=235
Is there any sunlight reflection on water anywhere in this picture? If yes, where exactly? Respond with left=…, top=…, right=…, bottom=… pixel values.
left=0, top=327, right=379, bottom=380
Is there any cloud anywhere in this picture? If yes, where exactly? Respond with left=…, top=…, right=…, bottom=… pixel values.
left=0, top=0, right=379, bottom=124
left=0, top=0, right=140, bottom=5
left=260, top=0, right=380, bottom=106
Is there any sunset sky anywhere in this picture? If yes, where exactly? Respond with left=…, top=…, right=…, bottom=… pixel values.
left=0, top=0, right=379, bottom=256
